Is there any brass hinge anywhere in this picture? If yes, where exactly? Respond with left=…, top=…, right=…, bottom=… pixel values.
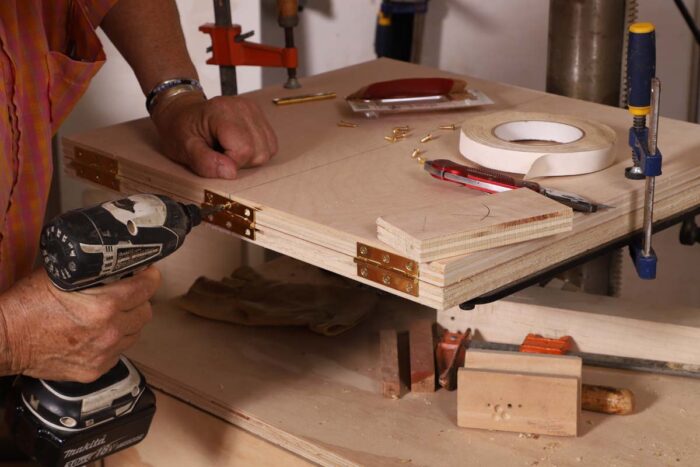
left=202, top=190, right=256, bottom=240
left=354, top=243, right=419, bottom=296
left=71, top=147, right=120, bottom=190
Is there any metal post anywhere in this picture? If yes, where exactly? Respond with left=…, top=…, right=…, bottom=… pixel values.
left=546, top=0, right=627, bottom=105
left=546, top=0, right=629, bottom=295
left=642, top=78, right=661, bottom=257
left=213, top=0, right=238, bottom=96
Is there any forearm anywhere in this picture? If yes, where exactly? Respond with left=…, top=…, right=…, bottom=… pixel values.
left=100, top=0, right=198, bottom=94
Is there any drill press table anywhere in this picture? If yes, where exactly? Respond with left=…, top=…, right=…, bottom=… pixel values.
left=61, top=59, right=700, bottom=310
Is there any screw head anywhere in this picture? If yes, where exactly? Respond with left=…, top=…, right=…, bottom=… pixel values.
left=245, top=229, right=251, bottom=236
left=382, top=254, right=390, bottom=263
left=405, top=283, right=414, bottom=293
left=244, top=208, right=251, bottom=217
left=359, top=246, right=369, bottom=256
left=225, top=221, right=233, bottom=229
left=406, top=261, right=414, bottom=271
left=360, top=267, right=369, bottom=278
left=382, top=275, right=391, bottom=285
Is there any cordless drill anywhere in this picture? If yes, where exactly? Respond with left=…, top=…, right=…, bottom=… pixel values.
left=5, top=194, right=219, bottom=467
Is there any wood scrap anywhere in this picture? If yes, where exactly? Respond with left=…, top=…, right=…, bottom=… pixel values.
left=409, top=319, right=436, bottom=393
left=377, top=189, right=573, bottom=262
left=379, top=329, right=402, bottom=399
left=581, top=385, right=634, bottom=415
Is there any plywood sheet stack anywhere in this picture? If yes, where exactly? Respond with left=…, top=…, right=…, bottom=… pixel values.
left=62, top=58, right=700, bottom=310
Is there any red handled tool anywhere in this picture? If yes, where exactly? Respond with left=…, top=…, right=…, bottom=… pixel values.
left=413, top=155, right=611, bottom=213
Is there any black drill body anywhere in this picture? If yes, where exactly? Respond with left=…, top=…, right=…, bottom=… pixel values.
left=6, top=194, right=203, bottom=467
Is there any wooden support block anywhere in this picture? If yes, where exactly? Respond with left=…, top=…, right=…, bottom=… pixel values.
left=458, top=349, right=581, bottom=436
left=409, top=319, right=436, bottom=393
left=380, top=329, right=401, bottom=398
left=457, top=368, right=580, bottom=437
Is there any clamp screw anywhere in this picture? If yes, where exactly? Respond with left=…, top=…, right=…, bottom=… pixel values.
left=359, top=246, right=369, bottom=256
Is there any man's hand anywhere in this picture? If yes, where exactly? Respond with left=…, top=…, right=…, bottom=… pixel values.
left=0, top=267, right=160, bottom=382
left=151, top=92, right=279, bottom=180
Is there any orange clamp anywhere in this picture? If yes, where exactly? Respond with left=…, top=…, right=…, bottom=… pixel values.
left=199, top=23, right=298, bottom=69
left=519, top=333, right=573, bottom=355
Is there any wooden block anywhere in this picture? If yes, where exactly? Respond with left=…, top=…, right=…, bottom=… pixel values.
left=457, top=368, right=580, bottom=436
left=377, top=189, right=572, bottom=262
left=380, top=329, right=401, bottom=398
left=409, top=319, right=436, bottom=393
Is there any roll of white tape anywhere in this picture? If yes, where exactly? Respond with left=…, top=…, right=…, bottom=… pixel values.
left=459, top=111, right=617, bottom=178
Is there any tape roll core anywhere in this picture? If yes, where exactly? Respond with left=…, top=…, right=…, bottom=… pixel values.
left=459, top=111, right=617, bottom=178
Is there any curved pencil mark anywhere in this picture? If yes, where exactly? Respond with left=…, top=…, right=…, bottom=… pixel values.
left=480, top=204, right=491, bottom=221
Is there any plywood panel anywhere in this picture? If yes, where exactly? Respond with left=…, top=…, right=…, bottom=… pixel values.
left=62, top=59, right=700, bottom=309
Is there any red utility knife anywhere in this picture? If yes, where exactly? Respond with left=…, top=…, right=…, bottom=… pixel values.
left=421, top=158, right=610, bottom=213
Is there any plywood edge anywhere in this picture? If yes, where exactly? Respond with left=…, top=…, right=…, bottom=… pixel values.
left=377, top=216, right=572, bottom=262
left=136, top=364, right=360, bottom=467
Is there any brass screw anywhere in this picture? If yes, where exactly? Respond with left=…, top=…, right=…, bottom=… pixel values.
left=225, top=221, right=233, bottom=229
left=244, top=208, right=251, bottom=217
left=360, top=267, right=369, bottom=278
left=384, top=136, right=398, bottom=143
left=359, top=245, right=369, bottom=256
left=382, top=275, right=391, bottom=285
left=394, top=125, right=410, bottom=132
left=420, top=133, right=436, bottom=143
left=245, top=229, right=252, bottom=236
left=207, top=215, right=214, bottom=222
left=206, top=193, right=213, bottom=202
left=405, top=283, right=414, bottom=293
left=439, top=124, right=457, bottom=130
left=411, top=148, right=424, bottom=160
left=406, top=261, right=414, bottom=272
left=382, top=253, right=391, bottom=263
left=338, top=120, right=359, bottom=128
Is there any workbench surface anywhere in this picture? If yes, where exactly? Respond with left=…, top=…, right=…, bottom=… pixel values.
left=121, top=260, right=700, bottom=467
left=62, top=59, right=700, bottom=309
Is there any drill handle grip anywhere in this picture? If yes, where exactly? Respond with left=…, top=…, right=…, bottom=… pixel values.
left=627, top=23, right=656, bottom=114
left=277, top=0, right=299, bottom=28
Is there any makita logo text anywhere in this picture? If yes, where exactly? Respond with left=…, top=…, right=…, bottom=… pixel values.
left=64, top=435, right=107, bottom=458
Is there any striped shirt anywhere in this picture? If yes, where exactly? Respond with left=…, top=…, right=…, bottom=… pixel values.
left=0, top=0, right=116, bottom=292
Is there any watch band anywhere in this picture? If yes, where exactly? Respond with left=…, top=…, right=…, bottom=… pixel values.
left=146, top=78, right=205, bottom=114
